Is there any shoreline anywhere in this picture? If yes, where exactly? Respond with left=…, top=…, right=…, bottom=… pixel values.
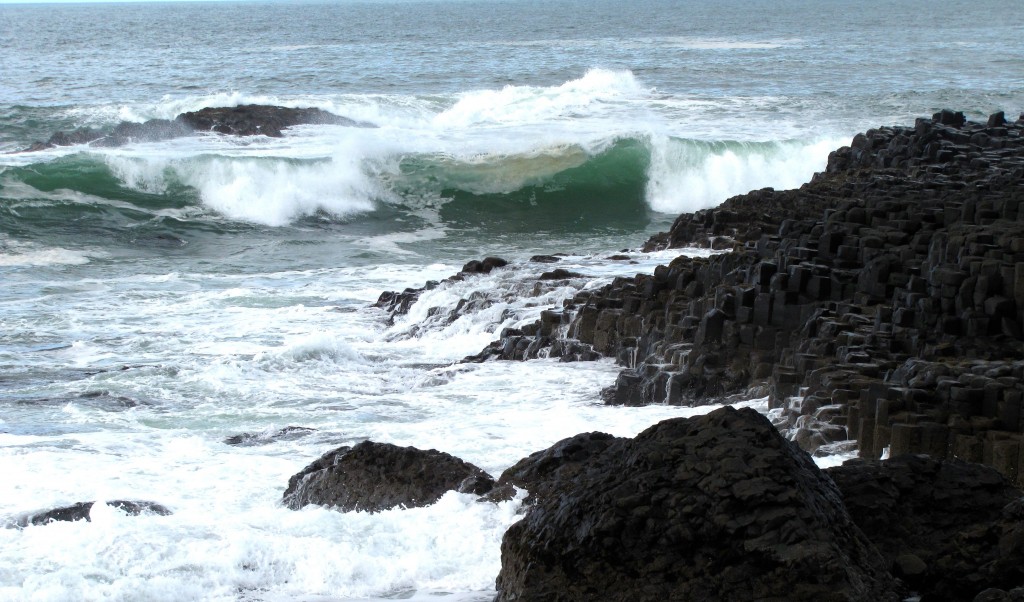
left=426, top=109, right=1024, bottom=482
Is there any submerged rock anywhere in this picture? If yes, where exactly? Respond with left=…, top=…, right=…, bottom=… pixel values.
left=373, top=256, right=509, bottom=322
left=282, top=440, right=494, bottom=512
left=12, top=500, right=172, bottom=528
left=494, top=407, right=900, bottom=601
left=223, top=425, right=316, bottom=446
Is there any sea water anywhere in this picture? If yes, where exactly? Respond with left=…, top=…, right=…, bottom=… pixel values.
left=1, top=0, right=1022, bottom=599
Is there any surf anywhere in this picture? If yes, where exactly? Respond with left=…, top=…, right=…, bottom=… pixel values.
left=1, top=135, right=835, bottom=236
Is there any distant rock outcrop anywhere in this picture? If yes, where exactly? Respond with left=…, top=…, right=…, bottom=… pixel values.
left=19, top=104, right=374, bottom=152
left=282, top=440, right=494, bottom=513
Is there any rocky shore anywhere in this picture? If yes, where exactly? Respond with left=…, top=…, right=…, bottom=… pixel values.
left=347, top=110, right=1024, bottom=600
left=456, top=110, right=1024, bottom=483
left=280, top=409, right=1024, bottom=601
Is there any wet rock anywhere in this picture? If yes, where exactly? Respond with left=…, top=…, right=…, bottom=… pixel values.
left=373, top=257, right=509, bottom=322
left=529, top=254, right=562, bottom=263
left=827, top=454, right=1023, bottom=600
left=483, top=431, right=617, bottom=503
left=18, top=104, right=373, bottom=152
left=13, top=500, right=172, bottom=527
left=223, top=425, right=316, bottom=446
left=373, top=280, right=439, bottom=320
left=461, top=110, right=1024, bottom=482
left=177, top=105, right=367, bottom=137
left=282, top=440, right=494, bottom=513
left=538, top=268, right=585, bottom=280
left=494, top=407, right=900, bottom=601
left=461, top=256, right=508, bottom=274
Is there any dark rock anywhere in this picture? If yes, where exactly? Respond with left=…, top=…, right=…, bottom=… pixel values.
left=827, top=454, right=1023, bottom=601
left=17, top=104, right=373, bottom=152
left=223, top=425, right=316, bottom=446
left=374, top=257, right=511, bottom=324
left=494, top=407, right=900, bottom=601
left=45, top=127, right=108, bottom=147
left=975, top=589, right=1010, bottom=602
left=177, top=105, right=366, bottom=138
left=483, top=431, right=617, bottom=503
left=538, top=268, right=585, bottom=280
left=14, top=500, right=172, bottom=527
left=282, top=440, right=494, bottom=512
left=461, top=256, right=508, bottom=274
left=529, top=254, right=562, bottom=263
left=892, top=553, right=927, bottom=581
left=373, top=280, right=438, bottom=320
left=457, top=109, right=1024, bottom=483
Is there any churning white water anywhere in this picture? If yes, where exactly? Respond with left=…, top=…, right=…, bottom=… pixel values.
left=1, top=247, right=759, bottom=601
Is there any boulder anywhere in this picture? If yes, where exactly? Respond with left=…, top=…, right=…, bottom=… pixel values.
left=494, top=407, right=900, bottom=601
left=827, top=455, right=1024, bottom=601
left=529, top=255, right=563, bottom=263
left=484, top=431, right=617, bottom=503
left=538, top=268, right=585, bottom=281
left=461, top=256, right=508, bottom=274
left=282, top=441, right=494, bottom=512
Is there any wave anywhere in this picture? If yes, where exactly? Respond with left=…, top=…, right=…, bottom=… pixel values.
left=1, top=70, right=842, bottom=240
left=0, top=133, right=836, bottom=238
left=645, top=136, right=844, bottom=213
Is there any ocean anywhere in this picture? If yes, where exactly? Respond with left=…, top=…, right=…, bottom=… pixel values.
left=1, top=0, right=1022, bottom=599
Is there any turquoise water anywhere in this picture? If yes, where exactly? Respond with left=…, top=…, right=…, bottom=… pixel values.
left=0, top=0, right=1022, bottom=600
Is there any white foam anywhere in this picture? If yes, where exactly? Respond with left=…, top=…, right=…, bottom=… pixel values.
left=184, top=156, right=379, bottom=226
left=0, top=246, right=93, bottom=267
left=434, top=69, right=648, bottom=128
left=0, top=244, right=849, bottom=601
left=105, top=155, right=172, bottom=195
left=645, top=136, right=845, bottom=214
left=274, top=334, right=366, bottom=365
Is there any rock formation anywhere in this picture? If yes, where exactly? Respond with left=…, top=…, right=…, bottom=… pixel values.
left=11, top=500, right=172, bottom=528
left=282, top=440, right=494, bottom=512
left=493, top=407, right=900, bottom=601
left=827, top=454, right=1024, bottom=601
left=358, top=111, right=1024, bottom=599
left=373, top=256, right=510, bottom=324
left=461, top=110, right=1024, bottom=484
left=19, top=104, right=374, bottom=152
